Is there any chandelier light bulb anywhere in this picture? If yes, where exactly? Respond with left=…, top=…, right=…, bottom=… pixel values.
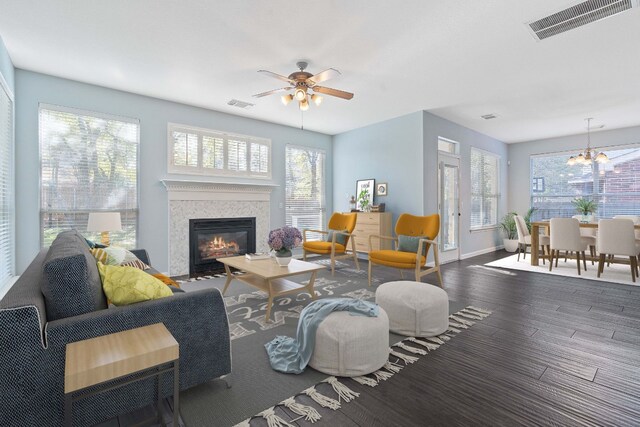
left=299, top=98, right=309, bottom=111
left=281, top=94, right=293, bottom=106
left=294, top=87, right=307, bottom=101
left=576, top=153, right=585, bottom=164
left=567, top=156, right=576, bottom=166
left=311, top=94, right=323, bottom=106
left=595, top=151, right=609, bottom=163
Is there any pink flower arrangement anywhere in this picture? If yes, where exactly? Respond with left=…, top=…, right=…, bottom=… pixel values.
left=268, top=226, right=302, bottom=253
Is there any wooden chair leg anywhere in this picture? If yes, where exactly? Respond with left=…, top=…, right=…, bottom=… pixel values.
left=582, top=251, right=587, bottom=271
left=368, top=260, right=373, bottom=287
left=590, top=246, right=595, bottom=265
left=400, top=270, right=405, bottom=279
left=331, top=256, right=335, bottom=276
left=517, top=244, right=521, bottom=262
left=597, top=253, right=606, bottom=278
left=351, top=238, right=360, bottom=271
left=565, top=251, right=568, bottom=262
left=556, top=250, right=560, bottom=267
left=523, top=244, right=527, bottom=260
left=576, top=251, right=581, bottom=275
left=631, top=256, right=637, bottom=283
left=303, top=250, right=307, bottom=261
left=549, top=249, right=554, bottom=271
left=541, top=245, right=545, bottom=265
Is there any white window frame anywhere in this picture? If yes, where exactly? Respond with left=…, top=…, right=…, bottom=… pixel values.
left=470, top=147, right=501, bottom=231
left=167, top=123, right=272, bottom=179
left=38, top=103, right=140, bottom=248
left=0, top=71, right=15, bottom=291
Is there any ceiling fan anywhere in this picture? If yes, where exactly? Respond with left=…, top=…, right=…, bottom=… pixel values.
left=253, top=61, right=354, bottom=111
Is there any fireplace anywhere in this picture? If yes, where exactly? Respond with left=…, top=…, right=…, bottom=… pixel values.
left=189, top=217, right=256, bottom=276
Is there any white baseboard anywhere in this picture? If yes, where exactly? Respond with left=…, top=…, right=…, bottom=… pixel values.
left=460, top=245, right=504, bottom=260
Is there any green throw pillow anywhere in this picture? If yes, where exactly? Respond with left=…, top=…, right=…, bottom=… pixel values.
left=98, top=263, right=172, bottom=306
left=397, top=235, right=428, bottom=256
left=326, top=229, right=348, bottom=246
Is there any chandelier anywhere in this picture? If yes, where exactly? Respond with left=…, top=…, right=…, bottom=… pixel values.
left=567, top=118, right=609, bottom=166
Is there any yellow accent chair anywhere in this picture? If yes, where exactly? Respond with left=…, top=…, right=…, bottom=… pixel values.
left=368, top=213, right=442, bottom=287
left=302, top=213, right=360, bottom=275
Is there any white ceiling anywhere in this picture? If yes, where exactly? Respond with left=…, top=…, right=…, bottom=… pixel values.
left=1, top=0, right=639, bottom=142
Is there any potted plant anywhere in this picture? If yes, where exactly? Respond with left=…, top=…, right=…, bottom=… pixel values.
left=268, top=226, right=303, bottom=266
left=571, top=197, right=597, bottom=222
left=499, top=212, right=519, bottom=252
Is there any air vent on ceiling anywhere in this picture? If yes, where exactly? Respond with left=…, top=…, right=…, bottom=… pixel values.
left=481, top=113, right=498, bottom=120
left=526, top=0, right=639, bottom=41
left=227, top=99, right=254, bottom=109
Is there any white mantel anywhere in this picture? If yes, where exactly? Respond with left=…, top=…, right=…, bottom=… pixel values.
left=162, top=179, right=276, bottom=276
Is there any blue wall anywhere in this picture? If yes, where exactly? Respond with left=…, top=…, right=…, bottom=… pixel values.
left=0, top=36, right=14, bottom=94
left=333, top=112, right=424, bottom=227
left=422, top=111, right=508, bottom=257
left=15, top=70, right=332, bottom=273
left=332, top=110, right=508, bottom=259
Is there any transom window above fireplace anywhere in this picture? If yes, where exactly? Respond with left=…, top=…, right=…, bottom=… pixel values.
left=167, top=123, right=271, bottom=179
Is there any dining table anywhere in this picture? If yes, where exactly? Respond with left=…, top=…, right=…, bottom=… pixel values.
left=530, top=220, right=640, bottom=266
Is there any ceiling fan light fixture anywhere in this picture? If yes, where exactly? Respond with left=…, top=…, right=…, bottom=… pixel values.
left=299, top=98, right=309, bottom=111
left=311, top=94, right=323, bottom=106
left=294, top=87, right=307, bottom=101
left=281, top=94, right=294, bottom=106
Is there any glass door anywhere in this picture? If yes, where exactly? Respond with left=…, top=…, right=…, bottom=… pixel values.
left=438, top=153, right=460, bottom=263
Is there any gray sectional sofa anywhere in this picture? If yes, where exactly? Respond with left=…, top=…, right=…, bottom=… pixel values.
left=0, top=230, right=231, bottom=427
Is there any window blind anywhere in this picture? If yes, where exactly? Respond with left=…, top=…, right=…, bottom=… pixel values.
left=285, top=145, right=326, bottom=241
left=0, top=78, right=13, bottom=287
left=168, top=124, right=270, bottom=178
left=470, top=148, right=500, bottom=228
left=39, top=105, right=139, bottom=248
left=530, top=146, right=640, bottom=219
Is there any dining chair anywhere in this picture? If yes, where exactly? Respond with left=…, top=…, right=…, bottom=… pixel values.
left=367, top=213, right=442, bottom=287
left=571, top=215, right=597, bottom=265
left=549, top=218, right=590, bottom=275
left=302, top=212, right=359, bottom=275
left=613, top=215, right=640, bottom=239
left=597, top=219, right=640, bottom=282
left=514, top=214, right=549, bottom=264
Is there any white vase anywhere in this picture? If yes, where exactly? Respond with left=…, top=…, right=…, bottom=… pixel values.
left=275, top=249, right=292, bottom=267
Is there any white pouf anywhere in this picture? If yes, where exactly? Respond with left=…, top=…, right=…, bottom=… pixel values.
left=375, top=281, right=448, bottom=337
left=308, top=308, right=389, bottom=377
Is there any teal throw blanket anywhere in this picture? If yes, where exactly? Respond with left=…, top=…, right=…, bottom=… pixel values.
left=264, top=298, right=379, bottom=374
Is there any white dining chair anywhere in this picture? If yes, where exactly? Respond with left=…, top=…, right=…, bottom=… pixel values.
left=597, top=219, right=640, bottom=282
left=514, top=214, right=549, bottom=263
left=549, top=218, right=590, bottom=275
left=571, top=215, right=597, bottom=265
left=613, top=215, right=640, bottom=239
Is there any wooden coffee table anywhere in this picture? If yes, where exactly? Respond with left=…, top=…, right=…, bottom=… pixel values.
left=219, top=256, right=324, bottom=321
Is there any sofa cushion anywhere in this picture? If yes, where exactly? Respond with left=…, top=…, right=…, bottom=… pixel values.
left=41, top=230, right=108, bottom=321
left=98, top=263, right=173, bottom=306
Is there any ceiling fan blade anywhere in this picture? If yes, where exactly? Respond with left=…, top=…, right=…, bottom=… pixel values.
left=257, top=70, right=295, bottom=84
left=312, top=85, right=354, bottom=100
left=253, top=87, right=292, bottom=98
left=306, top=68, right=341, bottom=85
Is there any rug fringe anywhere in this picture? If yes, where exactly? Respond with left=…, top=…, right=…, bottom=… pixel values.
left=280, top=397, right=321, bottom=423
left=390, top=348, right=419, bottom=364
left=395, top=341, right=428, bottom=355
left=259, top=407, right=296, bottom=427
left=324, top=377, right=359, bottom=402
left=302, top=386, right=341, bottom=410
left=373, top=369, right=394, bottom=382
left=383, top=361, right=403, bottom=373
left=447, top=326, right=462, bottom=334
left=450, top=315, right=475, bottom=326
left=467, top=306, right=493, bottom=315
left=437, top=334, right=451, bottom=342
left=449, top=320, right=469, bottom=329
left=406, top=337, right=440, bottom=351
left=352, top=375, right=379, bottom=387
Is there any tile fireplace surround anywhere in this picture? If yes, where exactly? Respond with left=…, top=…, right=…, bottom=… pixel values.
left=162, top=180, right=274, bottom=277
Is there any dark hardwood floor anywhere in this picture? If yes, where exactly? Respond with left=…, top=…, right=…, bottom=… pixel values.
left=108, top=250, right=640, bottom=426
left=281, top=250, right=640, bottom=427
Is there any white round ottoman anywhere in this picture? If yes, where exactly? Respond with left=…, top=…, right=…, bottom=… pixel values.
left=308, top=308, right=389, bottom=377
left=375, top=281, right=448, bottom=337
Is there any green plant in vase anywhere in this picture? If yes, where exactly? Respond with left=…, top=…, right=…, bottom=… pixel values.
left=571, top=197, right=597, bottom=223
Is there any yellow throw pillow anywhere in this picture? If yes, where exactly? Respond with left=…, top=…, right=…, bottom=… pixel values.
left=91, top=248, right=111, bottom=264
left=98, top=263, right=173, bottom=306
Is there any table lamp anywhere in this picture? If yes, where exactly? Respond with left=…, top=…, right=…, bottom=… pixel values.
left=87, top=212, right=122, bottom=246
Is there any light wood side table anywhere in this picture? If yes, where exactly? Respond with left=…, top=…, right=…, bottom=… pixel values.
left=64, top=323, right=179, bottom=427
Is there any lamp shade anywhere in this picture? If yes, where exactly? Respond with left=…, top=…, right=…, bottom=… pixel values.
left=87, top=212, right=122, bottom=232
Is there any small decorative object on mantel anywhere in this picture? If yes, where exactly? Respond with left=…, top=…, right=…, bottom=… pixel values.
left=376, top=183, right=388, bottom=196
left=268, top=226, right=303, bottom=266
left=371, top=203, right=385, bottom=213
left=349, top=195, right=358, bottom=212
left=356, top=179, right=375, bottom=212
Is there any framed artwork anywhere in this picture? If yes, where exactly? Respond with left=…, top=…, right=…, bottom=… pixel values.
left=355, top=179, right=375, bottom=210
left=377, top=182, right=388, bottom=196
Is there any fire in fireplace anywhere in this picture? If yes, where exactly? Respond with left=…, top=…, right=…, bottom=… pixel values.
left=189, top=217, right=256, bottom=276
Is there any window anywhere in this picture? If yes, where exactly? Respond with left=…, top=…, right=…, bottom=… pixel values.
left=285, top=145, right=326, bottom=241
left=39, top=105, right=139, bottom=248
left=470, top=148, right=500, bottom=229
left=530, top=146, right=640, bottom=219
left=0, top=76, right=14, bottom=288
left=438, top=137, right=459, bottom=155
left=168, top=123, right=271, bottom=178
